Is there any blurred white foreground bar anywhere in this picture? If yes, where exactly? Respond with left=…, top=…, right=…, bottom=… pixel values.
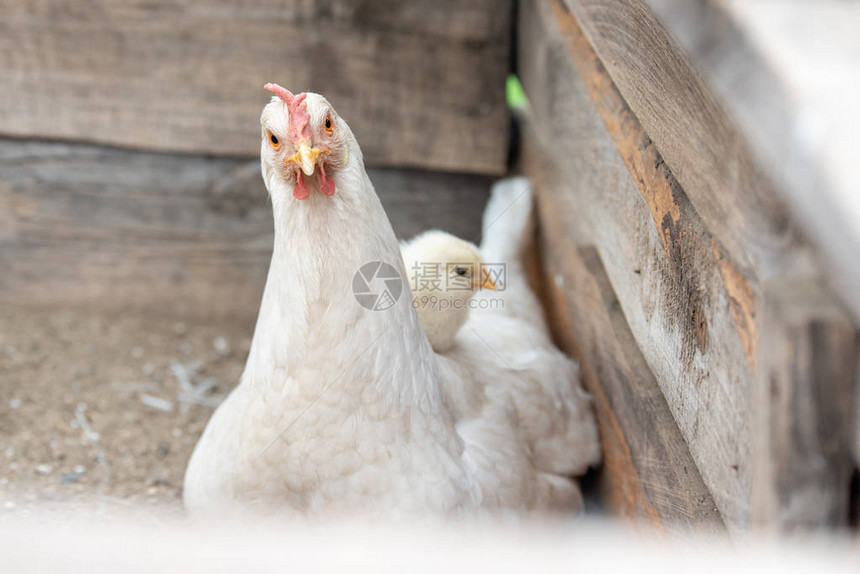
left=1, top=515, right=858, bottom=573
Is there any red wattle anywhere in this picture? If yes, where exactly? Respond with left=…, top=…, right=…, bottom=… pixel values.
left=293, top=172, right=309, bottom=200
left=319, top=165, right=336, bottom=196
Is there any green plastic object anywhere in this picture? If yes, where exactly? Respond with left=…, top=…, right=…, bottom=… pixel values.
left=506, top=74, right=529, bottom=110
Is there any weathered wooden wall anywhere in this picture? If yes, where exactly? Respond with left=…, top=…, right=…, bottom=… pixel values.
left=520, top=0, right=858, bottom=534
left=528, top=145, right=724, bottom=533
left=0, top=140, right=491, bottom=319
left=752, top=280, right=857, bottom=530
left=648, top=0, right=860, bottom=325
left=0, top=0, right=512, bottom=174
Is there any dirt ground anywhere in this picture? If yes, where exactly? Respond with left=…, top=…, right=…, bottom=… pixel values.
left=0, top=307, right=252, bottom=519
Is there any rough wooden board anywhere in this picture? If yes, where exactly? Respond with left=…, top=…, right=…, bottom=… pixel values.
left=524, top=0, right=860, bottom=532
left=560, top=0, right=814, bottom=281
left=527, top=144, right=723, bottom=532
left=626, top=0, right=860, bottom=520
left=752, top=280, right=858, bottom=531
left=646, top=0, right=860, bottom=327
left=0, top=140, right=491, bottom=319
left=0, top=0, right=511, bottom=174
left=520, top=0, right=754, bottom=531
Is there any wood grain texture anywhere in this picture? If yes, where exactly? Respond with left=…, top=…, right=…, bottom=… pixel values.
left=520, top=0, right=753, bottom=531
left=752, top=280, right=858, bottom=531
left=523, top=0, right=860, bottom=532
left=0, top=139, right=491, bottom=319
left=646, top=0, right=860, bottom=328
left=561, top=0, right=813, bottom=280
left=527, top=139, right=723, bottom=532
left=0, top=0, right=511, bottom=174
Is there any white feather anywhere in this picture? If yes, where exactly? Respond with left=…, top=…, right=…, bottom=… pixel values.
left=184, top=94, right=598, bottom=519
left=401, top=179, right=601, bottom=508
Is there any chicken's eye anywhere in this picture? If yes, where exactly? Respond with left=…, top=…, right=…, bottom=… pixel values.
left=454, top=267, right=467, bottom=276
left=324, top=115, right=333, bottom=132
left=269, top=133, right=280, bottom=149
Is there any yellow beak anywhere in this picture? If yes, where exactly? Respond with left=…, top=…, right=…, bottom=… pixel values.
left=474, top=265, right=498, bottom=291
left=285, top=143, right=326, bottom=176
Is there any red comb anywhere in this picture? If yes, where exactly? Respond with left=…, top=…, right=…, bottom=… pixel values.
left=264, top=83, right=310, bottom=140
left=264, top=83, right=295, bottom=104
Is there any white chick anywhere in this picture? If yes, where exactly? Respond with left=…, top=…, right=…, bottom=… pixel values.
left=400, top=230, right=497, bottom=353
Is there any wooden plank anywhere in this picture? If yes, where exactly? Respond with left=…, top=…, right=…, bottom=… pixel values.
left=0, top=140, right=491, bottom=319
left=519, top=0, right=752, bottom=530
left=752, top=280, right=858, bottom=531
left=561, top=0, right=813, bottom=280
left=527, top=141, right=723, bottom=532
left=857, top=366, right=860, bottom=470
left=645, top=0, right=860, bottom=327
left=522, top=0, right=860, bottom=532
left=0, top=0, right=511, bottom=174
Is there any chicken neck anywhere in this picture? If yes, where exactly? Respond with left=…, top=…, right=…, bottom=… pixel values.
left=243, top=166, right=443, bottom=412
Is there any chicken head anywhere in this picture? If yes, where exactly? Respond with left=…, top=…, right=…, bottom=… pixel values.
left=261, top=83, right=350, bottom=200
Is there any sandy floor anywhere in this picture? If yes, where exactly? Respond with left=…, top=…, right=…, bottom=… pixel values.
left=0, top=308, right=252, bottom=518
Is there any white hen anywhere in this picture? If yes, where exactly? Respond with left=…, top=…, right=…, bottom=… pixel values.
left=183, top=85, right=596, bottom=519
left=401, top=182, right=600, bottom=488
